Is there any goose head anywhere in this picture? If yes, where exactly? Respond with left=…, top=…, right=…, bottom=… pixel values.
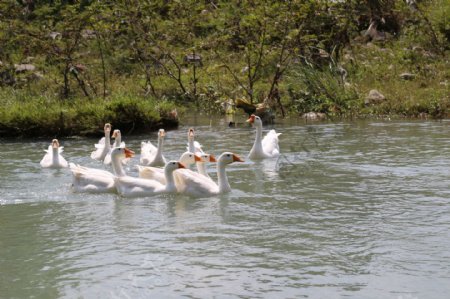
left=165, top=160, right=186, bottom=172
left=111, top=147, right=135, bottom=159
left=218, top=152, right=244, bottom=165
left=179, top=151, right=201, bottom=166
left=51, top=139, right=60, bottom=149
left=246, top=114, right=262, bottom=126
left=199, top=153, right=217, bottom=163
left=112, top=129, right=121, bottom=139
left=187, top=128, right=195, bottom=141
left=158, top=129, right=166, bottom=142
left=104, top=123, right=112, bottom=134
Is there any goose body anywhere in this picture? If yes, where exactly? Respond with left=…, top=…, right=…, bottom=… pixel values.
left=140, top=129, right=167, bottom=167
left=91, top=123, right=112, bottom=161
left=115, top=161, right=185, bottom=198
left=138, top=151, right=201, bottom=184
left=174, top=152, right=244, bottom=197
left=70, top=147, right=134, bottom=193
left=40, top=139, right=68, bottom=168
left=247, top=115, right=281, bottom=160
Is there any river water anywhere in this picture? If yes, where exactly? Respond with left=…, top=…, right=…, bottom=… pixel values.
left=1, top=116, right=449, bottom=298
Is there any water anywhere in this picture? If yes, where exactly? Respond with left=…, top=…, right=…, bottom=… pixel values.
left=1, top=117, right=450, bottom=299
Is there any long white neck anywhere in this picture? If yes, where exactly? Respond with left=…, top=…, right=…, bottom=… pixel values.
left=251, top=122, right=264, bottom=153
left=111, top=155, right=126, bottom=177
left=104, top=131, right=111, bottom=150
left=196, top=162, right=210, bottom=178
left=113, top=135, right=121, bottom=148
left=156, top=137, right=164, bottom=159
left=188, top=138, right=195, bottom=153
left=217, top=161, right=231, bottom=193
left=52, top=147, right=59, bottom=165
left=164, top=167, right=177, bottom=192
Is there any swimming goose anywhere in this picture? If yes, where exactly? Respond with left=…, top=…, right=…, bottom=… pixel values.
left=115, top=161, right=185, bottom=198
left=40, top=139, right=68, bottom=168
left=174, top=152, right=244, bottom=197
left=247, top=115, right=281, bottom=160
left=70, top=147, right=134, bottom=193
left=140, top=129, right=167, bottom=166
left=91, top=123, right=112, bottom=162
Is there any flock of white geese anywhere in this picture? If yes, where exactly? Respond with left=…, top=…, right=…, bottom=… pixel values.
left=40, top=115, right=281, bottom=198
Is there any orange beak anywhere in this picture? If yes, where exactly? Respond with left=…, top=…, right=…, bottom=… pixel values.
left=232, top=154, right=244, bottom=162
left=209, top=154, right=217, bottom=163
left=159, top=130, right=166, bottom=137
left=246, top=115, right=256, bottom=124
left=188, top=128, right=195, bottom=137
left=178, top=162, right=186, bottom=169
left=194, top=154, right=202, bottom=162
left=124, top=148, right=135, bottom=158
left=52, top=139, right=59, bottom=148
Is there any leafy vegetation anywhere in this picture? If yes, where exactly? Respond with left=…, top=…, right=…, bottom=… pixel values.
left=0, top=0, right=448, bottom=136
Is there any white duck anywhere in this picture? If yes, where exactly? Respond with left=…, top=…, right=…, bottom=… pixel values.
left=140, top=129, right=167, bottom=166
left=40, top=139, right=68, bottom=168
left=174, top=152, right=244, bottom=197
left=115, top=160, right=185, bottom=198
left=104, top=129, right=128, bottom=165
left=137, top=151, right=201, bottom=184
left=247, top=114, right=281, bottom=160
left=91, top=123, right=112, bottom=161
left=69, top=147, right=134, bottom=193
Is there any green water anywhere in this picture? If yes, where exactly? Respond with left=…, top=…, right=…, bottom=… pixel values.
left=1, top=117, right=450, bottom=298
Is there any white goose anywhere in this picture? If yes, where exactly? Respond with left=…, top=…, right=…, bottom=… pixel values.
left=115, top=161, right=185, bottom=198
left=247, top=114, right=281, bottom=160
left=174, top=152, right=244, bottom=198
left=187, top=128, right=204, bottom=154
left=196, top=153, right=217, bottom=179
left=91, top=123, right=112, bottom=161
left=137, top=151, right=201, bottom=184
left=40, top=139, right=68, bottom=168
left=104, top=129, right=128, bottom=165
left=112, top=129, right=125, bottom=148
left=140, top=129, right=167, bottom=166
left=69, top=147, right=134, bottom=193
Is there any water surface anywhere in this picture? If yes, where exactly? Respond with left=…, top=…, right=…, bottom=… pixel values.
left=1, top=117, right=450, bottom=298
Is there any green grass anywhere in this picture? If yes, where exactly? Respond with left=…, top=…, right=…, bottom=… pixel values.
left=0, top=90, right=179, bottom=138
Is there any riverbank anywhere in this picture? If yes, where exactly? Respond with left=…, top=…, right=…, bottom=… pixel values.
left=0, top=92, right=179, bottom=138
left=0, top=1, right=448, bottom=137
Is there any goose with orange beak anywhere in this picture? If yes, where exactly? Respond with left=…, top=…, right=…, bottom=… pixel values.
left=140, top=129, right=167, bottom=167
left=91, top=123, right=112, bottom=162
left=115, top=160, right=186, bottom=197
left=40, top=139, right=69, bottom=168
left=174, top=152, right=244, bottom=197
left=104, top=129, right=128, bottom=165
left=70, top=147, right=135, bottom=193
left=246, top=114, right=281, bottom=160
left=138, top=151, right=202, bottom=184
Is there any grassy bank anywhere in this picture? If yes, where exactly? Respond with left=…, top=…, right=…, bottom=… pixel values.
left=0, top=0, right=448, bottom=136
left=282, top=41, right=449, bottom=119
left=0, top=90, right=179, bottom=138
